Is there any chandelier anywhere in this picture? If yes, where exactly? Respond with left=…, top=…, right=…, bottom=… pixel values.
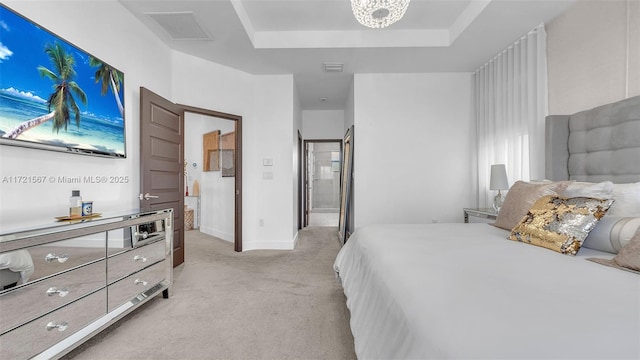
left=351, top=0, right=411, bottom=29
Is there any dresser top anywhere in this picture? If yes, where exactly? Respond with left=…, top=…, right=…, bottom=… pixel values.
left=0, top=208, right=172, bottom=252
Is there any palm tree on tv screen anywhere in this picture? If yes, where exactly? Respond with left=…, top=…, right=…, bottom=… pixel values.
left=2, top=42, right=87, bottom=139
left=89, top=56, right=124, bottom=119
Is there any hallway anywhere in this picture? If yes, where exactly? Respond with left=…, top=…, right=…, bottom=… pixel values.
left=307, top=209, right=338, bottom=227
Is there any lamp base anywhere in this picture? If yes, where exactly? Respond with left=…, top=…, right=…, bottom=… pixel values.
left=492, top=190, right=504, bottom=212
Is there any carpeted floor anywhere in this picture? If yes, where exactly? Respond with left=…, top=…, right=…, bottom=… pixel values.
left=64, top=227, right=356, bottom=360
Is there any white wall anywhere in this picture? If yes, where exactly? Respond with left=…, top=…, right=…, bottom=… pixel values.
left=0, top=1, right=171, bottom=231
left=547, top=0, right=640, bottom=115
left=353, top=73, right=473, bottom=228
left=184, top=113, right=235, bottom=241
left=245, top=75, right=296, bottom=250
left=302, top=110, right=345, bottom=140
left=171, top=52, right=297, bottom=250
left=345, top=80, right=355, bottom=133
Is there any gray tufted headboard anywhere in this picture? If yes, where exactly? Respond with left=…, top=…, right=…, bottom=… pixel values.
left=545, top=95, right=640, bottom=183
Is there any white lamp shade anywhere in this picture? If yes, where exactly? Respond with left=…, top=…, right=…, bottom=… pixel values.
left=490, top=164, right=509, bottom=190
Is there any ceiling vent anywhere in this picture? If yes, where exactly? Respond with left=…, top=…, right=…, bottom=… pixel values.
left=146, top=11, right=211, bottom=41
left=323, top=63, right=344, bottom=73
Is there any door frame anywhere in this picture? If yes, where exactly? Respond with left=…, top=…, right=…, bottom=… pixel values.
left=180, top=104, right=243, bottom=252
left=302, top=139, right=342, bottom=227
left=297, top=131, right=303, bottom=230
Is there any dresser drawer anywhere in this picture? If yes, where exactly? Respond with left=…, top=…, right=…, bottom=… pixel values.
left=27, top=243, right=106, bottom=281
left=0, top=289, right=106, bottom=360
left=0, top=260, right=105, bottom=334
left=107, top=239, right=167, bottom=284
left=108, top=260, right=166, bottom=312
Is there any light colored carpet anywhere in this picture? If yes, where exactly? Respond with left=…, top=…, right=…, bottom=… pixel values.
left=64, top=227, right=356, bottom=360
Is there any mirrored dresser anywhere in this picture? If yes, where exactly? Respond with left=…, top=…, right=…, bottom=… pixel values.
left=0, top=209, right=173, bottom=359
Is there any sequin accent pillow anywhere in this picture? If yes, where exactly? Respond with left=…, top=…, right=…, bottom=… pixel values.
left=509, top=196, right=614, bottom=255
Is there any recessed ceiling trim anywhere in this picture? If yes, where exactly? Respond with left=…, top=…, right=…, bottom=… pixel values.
left=449, top=0, right=492, bottom=44
left=230, top=0, right=492, bottom=50
left=230, top=0, right=256, bottom=46
left=253, top=29, right=450, bottom=49
left=146, top=11, right=212, bottom=41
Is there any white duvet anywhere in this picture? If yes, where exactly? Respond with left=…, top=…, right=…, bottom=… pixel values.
left=334, top=223, right=640, bottom=359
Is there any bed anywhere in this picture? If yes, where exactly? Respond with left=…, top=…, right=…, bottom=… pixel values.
left=334, top=96, right=640, bottom=359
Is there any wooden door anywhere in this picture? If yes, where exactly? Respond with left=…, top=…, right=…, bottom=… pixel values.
left=140, top=87, right=185, bottom=266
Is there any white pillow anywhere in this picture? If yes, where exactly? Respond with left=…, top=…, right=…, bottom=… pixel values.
left=561, top=181, right=614, bottom=199
left=607, top=182, right=640, bottom=216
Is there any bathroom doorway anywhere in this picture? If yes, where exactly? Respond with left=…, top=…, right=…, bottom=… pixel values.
left=304, top=140, right=341, bottom=227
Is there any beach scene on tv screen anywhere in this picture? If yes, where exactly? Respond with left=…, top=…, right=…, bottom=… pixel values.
left=0, top=5, right=125, bottom=157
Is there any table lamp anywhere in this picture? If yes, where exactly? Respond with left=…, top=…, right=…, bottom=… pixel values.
left=490, top=164, right=509, bottom=212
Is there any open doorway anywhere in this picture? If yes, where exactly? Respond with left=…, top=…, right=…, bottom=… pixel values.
left=181, top=104, right=242, bottom=252
left=184, top=112, right=236, bottom=246
left=304, top=140, right=342, bottom=227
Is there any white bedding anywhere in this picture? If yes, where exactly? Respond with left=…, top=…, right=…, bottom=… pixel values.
left=334, top=223, right=640, bottom=359
left=0, top=250, right=34, bottom=284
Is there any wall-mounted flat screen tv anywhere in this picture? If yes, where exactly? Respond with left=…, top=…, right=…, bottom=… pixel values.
left=0, top=4, right=126, bottom=158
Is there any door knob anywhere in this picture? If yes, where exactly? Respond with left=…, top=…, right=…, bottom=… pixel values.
left=138, top=193, right=159, bottom=200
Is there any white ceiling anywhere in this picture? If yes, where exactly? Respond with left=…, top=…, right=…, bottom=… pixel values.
left=118, top=0, right=575, bottom=110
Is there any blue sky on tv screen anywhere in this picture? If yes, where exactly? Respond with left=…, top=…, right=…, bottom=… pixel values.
left=0, top=5, right=124, bottom=131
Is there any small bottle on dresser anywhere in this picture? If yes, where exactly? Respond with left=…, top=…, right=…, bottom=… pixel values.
left=70, top=190, right=82, bottom=217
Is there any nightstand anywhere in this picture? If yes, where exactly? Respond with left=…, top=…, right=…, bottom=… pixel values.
left=463, top=208, right=498, bottom=223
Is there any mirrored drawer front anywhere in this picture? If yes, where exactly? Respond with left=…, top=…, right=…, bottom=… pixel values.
left=27, top=243, right=106, bottom=282
left=107, top=239, right=166, bottom=284
left=0, top=260, right=106, bottom=335
left=108, top=261, right=166, bottom=312
left=0, top=289, right=106, bottom=360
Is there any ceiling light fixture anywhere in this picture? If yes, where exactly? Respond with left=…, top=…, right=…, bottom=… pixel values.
left=351, top=0, right=410, bottom=29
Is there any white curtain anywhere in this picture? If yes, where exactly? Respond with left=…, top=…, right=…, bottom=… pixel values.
left=473, top=23, right=549, bottom=208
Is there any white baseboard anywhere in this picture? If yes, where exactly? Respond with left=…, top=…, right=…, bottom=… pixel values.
left=199, top=226, right=233, bottom=242
left=242, top=240, right=295, bottom=251
left=196, top=228, right=298, bottom=251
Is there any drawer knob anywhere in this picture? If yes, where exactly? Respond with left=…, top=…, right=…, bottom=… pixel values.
left=134, top=278, right=148, bottom=286
left=46, top=287, right=70, bottom=297
left=133, top=255, right=147, bottom=262
left=46, top=321, right=69, bottom=332
left=45, top=253, right=69, bottom=263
